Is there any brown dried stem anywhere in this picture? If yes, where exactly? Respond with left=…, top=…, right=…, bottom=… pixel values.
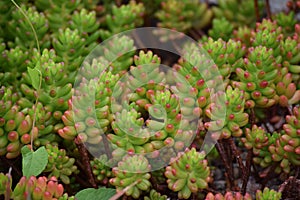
left=215, top=141, right=235, bottom=189
left=254, top=0, right=260, bottom=22
left=265, top=0, right=272, bottom=20
left=242, top=150, right=253, bottom=195
left=228, top=138, right=245, bottom=172
left=75, top=137, right=97, bottom=188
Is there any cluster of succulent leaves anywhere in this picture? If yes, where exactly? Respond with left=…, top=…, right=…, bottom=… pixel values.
left=0, top=0, right=299, bottom=200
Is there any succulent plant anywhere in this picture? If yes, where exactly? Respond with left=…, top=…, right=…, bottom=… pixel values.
left=233, top=26, right=252, bottom=47
left=144, top=189, right=167, bottom=200
left=11, top=176, right=64, bottom=200
left=274, top=12, right=297, bottom=37
left=70, top=8, right=100, bottom=39
left=208, top=18, right=233, bottom=41
left=21, top=49, right=72, bottom=111
left=34, top=0, right=79, bottom=31
left=281, top=39, right=300, bottom=89
left=0, top=86, right=37, bottom=158
left=269, top=106, right=300, bottom=173
left=165, top=148, right=210, bottom=199
left=251, top=19, right=283, bottom=57
left=0, top=46, right=29, bottom=87
left=155, top=0, right=212, bottom=33
left=274, top=67, right=300, bottom=107
left=241, top=125, right=269, bottom=152
left=256, top=187, right=282, bottom=200
left=7, top=5, right=50, bottom=50
left=201, top=38, right=246, bottom=79
left=232, top=46, right=279, bottom=108
left=44, top=144, right=78, bottom=184
left=59, top=70, right=120, bottom=143
left=205, top=86, right=249, bottom=139
left=109, top=155, right=151, bottom=199
left=100, top=35, right=136, bottom=75
left=1, top=0, right=300, bottom=199
left=100, top=0, right=145, bottom=40
left=58, top=193, right=75, bottom=200
left=107, top=50, right=196, bottom=158
left=0, top=172, right=11, bottom=196
left=241, top=125, right=282, bottom=170
left=252, top=131, right=281, bottom=170
left=212, top=0, right=263, bottom=28
left=173, top=43, right=223, bottom=118
left=51, top=28, right=89, bottom=76
left=90, top=155, right=113, bottom=183
left=205, top=191, right=252, bottom=200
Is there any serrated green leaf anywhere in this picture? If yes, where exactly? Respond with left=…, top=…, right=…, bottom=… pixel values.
left=75, top=187, right=116, bottom=200
left=27, top=67, right=41, bottom=90
left=21, top=146, right=48, bottom=178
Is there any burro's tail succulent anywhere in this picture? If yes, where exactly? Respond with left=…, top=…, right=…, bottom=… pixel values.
left=109, top=155, right=151, bottom=199
left=165, top=148, right=210, bottom=199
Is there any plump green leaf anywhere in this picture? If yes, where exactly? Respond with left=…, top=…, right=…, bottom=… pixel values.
left=75, top=188, right=116, bottom=200
left=21, top=146, right=48, bottom=178
left=27, top=67, right=41, bottom=90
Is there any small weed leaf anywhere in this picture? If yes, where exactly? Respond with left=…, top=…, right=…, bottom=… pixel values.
left=27, top=67, right=41, bottom=90
left=75, top=188, right=116, bottom=200
left=21, top=146, right=48, bottom=178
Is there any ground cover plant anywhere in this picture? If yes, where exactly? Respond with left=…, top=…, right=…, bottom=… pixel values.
left=0, top=0, right=300, bottom=199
